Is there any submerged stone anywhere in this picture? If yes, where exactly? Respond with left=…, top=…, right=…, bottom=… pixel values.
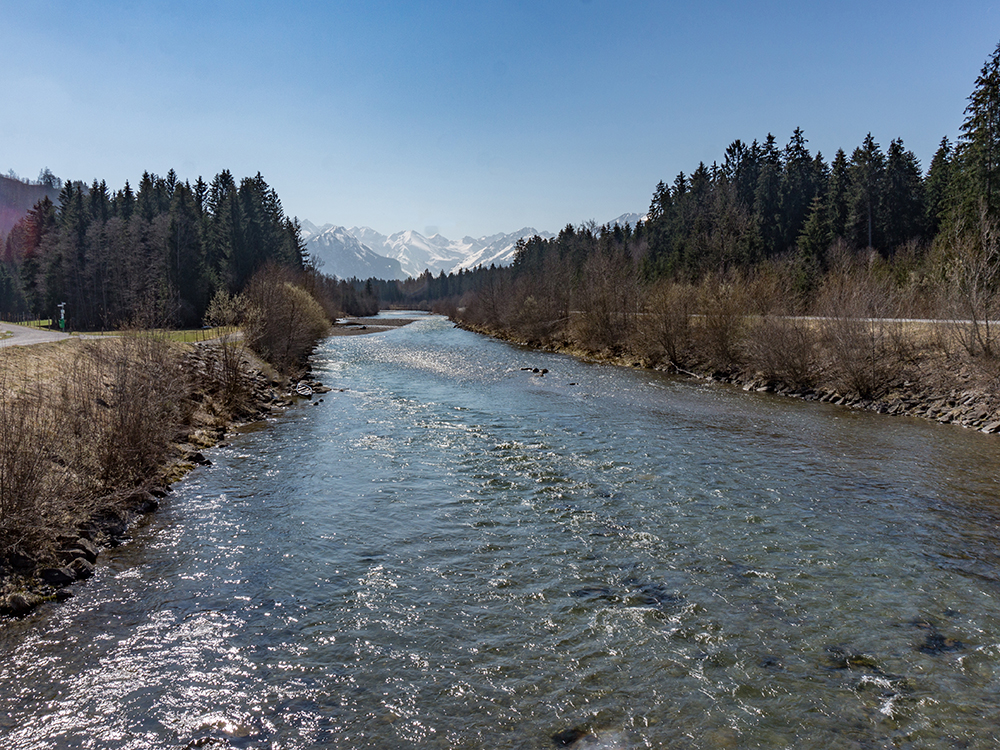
left=819, top=646, right=881, bottom=671
left=570, top=587, right=617, bottom=602
left=918, top=632, right=965, bottom=655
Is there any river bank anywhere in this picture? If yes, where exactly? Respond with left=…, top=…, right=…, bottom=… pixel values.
left=455, top=320, right=1000, bottom=435
left=0, top=317, right=420, bottom=618
left=0, top=336, right=330, bottom=617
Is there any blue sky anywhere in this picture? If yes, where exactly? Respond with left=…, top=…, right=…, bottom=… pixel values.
left=2, top=1, right=997, bottom=239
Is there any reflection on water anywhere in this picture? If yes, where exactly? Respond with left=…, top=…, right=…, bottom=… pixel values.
left=3, top=313, right=1000, bottom=749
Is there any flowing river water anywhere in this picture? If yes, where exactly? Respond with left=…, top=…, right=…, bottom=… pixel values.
left=3, top=312, right=1000, bottom=749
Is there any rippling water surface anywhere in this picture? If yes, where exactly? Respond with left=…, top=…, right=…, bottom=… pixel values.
left=3, top=313, right=1000, bottom=749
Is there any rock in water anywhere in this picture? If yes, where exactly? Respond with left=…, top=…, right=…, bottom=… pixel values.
left=552, top=726, right=628, bottom=749
left=39, top=567, right=75, bottom=586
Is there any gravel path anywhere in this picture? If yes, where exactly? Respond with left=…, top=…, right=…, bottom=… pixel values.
left=0, top=322, right=70, bottom=348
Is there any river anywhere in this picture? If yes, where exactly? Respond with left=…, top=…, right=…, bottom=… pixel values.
left=2, top=312, right=1000, bottom=749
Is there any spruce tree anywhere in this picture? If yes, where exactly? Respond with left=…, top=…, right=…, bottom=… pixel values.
left=779, top=127, right=819, bottom=251
left=848, top=134, right=885, bottom=250
left=825, top=149, right=851, bottom=240
left=957, top=40, right=1000, bottom=219
left=754, top=134, right=783, bottom=255
left=882, top=138, right=925, bottom=251
left=924, top=137, right=953, bottom=236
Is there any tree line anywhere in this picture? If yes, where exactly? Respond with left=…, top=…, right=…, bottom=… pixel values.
left=1, top=170, right=309, bottom=329
left=373, top=42, right=1000, bottom=357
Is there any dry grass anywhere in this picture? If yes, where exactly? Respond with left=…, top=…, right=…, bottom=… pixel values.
left=0, top=335, right=199, bottom=567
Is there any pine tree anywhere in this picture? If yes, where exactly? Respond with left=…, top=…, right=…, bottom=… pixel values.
left=798, top=195, right=831, bottom=267
left=882, top=138, right=925, bottom=251
left=722, top=139, right=759, bottom=208
left=826, top=149, right=851, bottom=239
left=167, top=182, right=205, bottom=324
left=206, top=170, right=240, bottom=293
left=115, top=181, right=135, bottom=221
left=779, top=127, right=819, bottom=252
left=754, top=134, right=783, bottom=255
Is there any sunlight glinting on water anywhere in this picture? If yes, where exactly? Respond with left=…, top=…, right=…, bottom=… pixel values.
left=2, top=314, right=1000, bottom=748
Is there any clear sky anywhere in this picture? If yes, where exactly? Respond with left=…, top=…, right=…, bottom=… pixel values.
left=2, top=1, right=997, bottom=239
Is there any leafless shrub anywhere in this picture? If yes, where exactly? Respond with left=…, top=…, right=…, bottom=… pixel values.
left=940, top=205, right=1000, bottom=358
left=203, top=290, right=255, bottom=411
left=0, top=332, right=190, bottom=562
left=736, top=267, right=816, bottom=387
left=814, top=262, right=904, bottom=399
left=464, top=271, right=512, bottom=328
left=695, top=272, right=749, bottom=369
left=639, top=279, right=695, bottom=366
left=510, top=257, right=572, bottom=343
left=743, top=315, right=818, bottom=388
left=511, top=293, right=544, bottom=340
left=243, top=264, right=331, bottom=374
left=0, top=367, right=63, bottom=558
left=571, top=248, right=638, bottom=351
left=60, top=334, right=187, bottom=491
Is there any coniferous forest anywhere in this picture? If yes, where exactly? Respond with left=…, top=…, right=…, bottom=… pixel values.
left=383, top=40, right=998, bottom=312
left=356, top=40, right=1000, bottom=408
left=1, top=170, right=323, bottom=329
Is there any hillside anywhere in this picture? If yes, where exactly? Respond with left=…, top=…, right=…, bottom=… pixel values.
left=0, top=175, right=60, bottom=238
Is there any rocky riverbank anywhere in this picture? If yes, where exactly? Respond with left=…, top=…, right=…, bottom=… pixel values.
left=456, top=321, right=1000, bottom=435
left=0, top=337, right=332, bottom=618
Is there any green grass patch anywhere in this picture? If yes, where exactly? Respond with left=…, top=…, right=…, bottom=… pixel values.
left=0, top=318, right=53, bottom=328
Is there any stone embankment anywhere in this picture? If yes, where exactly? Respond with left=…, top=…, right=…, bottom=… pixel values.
left=716, top=370, right=1000, bottom=434
left=0, top=340, right=332, bottom=618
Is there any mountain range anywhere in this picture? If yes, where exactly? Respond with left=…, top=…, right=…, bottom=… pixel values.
left=299, top=213, right=643, bottom=281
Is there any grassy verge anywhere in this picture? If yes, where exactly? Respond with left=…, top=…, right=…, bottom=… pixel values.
left=0, top=319, right=53, bottom=328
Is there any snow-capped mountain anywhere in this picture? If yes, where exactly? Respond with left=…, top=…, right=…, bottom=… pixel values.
left=297, top=212, right=640, bottom=280
left=345, top=226, right=556, bottom=277
left=608, top=212, right=645, bottom=228
left=348, top=228, right=477, bottom=278
left=297, top=218, right=332, bottom=243
left=453, top=227, right=555, bottom=272
left=303, top=224, right=404, bottom=280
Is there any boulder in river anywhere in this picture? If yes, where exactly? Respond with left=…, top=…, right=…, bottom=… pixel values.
left=68, top=557, right=95, bottom=580
left=39, top=567, right=75, bottom=586
left=2, top=591, right=44, bottom=616
left=552, top=725, right=628, bottom=748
